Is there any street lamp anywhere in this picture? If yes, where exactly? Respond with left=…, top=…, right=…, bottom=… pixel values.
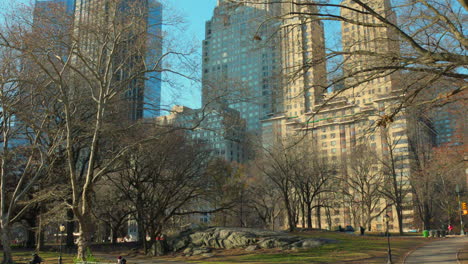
left=455, top=184, right=465, bottom=235
left=385, top=214, right=392, bottom=264
left=58, top=224, right=65, bottom=264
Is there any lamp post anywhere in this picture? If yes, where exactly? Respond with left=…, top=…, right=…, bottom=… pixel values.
left=58, top=224, right=65, bottom=264
left=456, top=184, right=465, bottom=235
left=385, top=214, right=392, bottom=264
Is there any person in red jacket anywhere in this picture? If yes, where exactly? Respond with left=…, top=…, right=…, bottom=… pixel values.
left=448, top=224, right=454, bottom=234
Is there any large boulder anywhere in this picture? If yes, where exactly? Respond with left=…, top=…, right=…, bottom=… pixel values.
left=169, top=227, right=334, bottom=254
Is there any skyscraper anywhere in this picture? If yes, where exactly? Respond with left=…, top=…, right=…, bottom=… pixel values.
left=202, top=1, right=280, bottom=133
left=339, top=0, right=400, bottom=104
left=38, top=0, right=163, bottom=121
left=202, top=0, right=327, bottom=137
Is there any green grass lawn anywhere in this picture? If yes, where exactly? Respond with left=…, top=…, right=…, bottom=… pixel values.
left=12, top=251, right=75, bottom=264
left=11, top=250, right=109, bottom=264
left=8, top=231, right=432, bottom=264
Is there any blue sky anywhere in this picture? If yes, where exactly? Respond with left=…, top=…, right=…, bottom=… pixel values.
left=0, top=0, right=218, bottom=109
left=162, top=0, right=218, bottom=109
left=0, top=0, right=340, bottom=110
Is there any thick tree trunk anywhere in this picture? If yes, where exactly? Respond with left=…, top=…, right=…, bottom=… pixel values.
left=1, top=224, right=13, bottom=264
left=301, top=202, right=305, bottom=228
left=306, top=203, right=312, bottom=229
left=284, top=197, right=295, bottom=232
left=316, top=205, right=322, bottom=230
left=35, top=215, right=43, bottom=251
left=66, top=208, right=75, bottom=249
left=76, top=218, right=92, bottom=260
left=325, top=207, right=332, bottom=230
left=111, top=226, right=118, bottom=244
left=396, top=204, right=404, bottom=235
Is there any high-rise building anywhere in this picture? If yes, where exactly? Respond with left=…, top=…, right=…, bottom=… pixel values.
left=202, top=0, right=327, bottom=135
left=261, top=0, right=438, bottom=232
left=339, top=0, right=400, bottom=104
left=156, top=105, right=246, bottom=164
left=37, top=0, right=163, bottom=121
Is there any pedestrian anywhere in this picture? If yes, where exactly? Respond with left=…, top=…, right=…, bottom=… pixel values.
left=29, top=253, right=42, bottom=264
left=117, top=256, right=122, bottom=264
left=448, top=224, right=453, bottom=235
left=360, top=226, right=365, bottom=235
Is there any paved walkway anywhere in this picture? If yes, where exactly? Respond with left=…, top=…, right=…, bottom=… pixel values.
left=405, top=236, right=468, bottom=264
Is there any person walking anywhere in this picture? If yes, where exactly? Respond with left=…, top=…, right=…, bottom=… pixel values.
left=448, top=224, right=454, bottom=235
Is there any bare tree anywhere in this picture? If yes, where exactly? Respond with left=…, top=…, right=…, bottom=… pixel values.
left=379, top=127, right=412, bottom=235
left=0, top=0, right=199, bottom=259
left=408, top=132, right=466, bottom=230
left=108, top=127, right=234, bottom=254
left=343, top=143, right=386, bottom=231
left=0, top=43, right=62, bottom=263
left=257, top=139, right=303, bottom=232
left=247, top=175, right=283, bottom=230
left=92, top=182, right=133, bottom=244
left=224, top=0, right=466, bottom=122
left=291, top=143, right=336, bottom=229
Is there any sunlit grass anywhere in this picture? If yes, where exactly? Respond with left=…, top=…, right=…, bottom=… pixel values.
left=11, top=250, right=109, bottom=264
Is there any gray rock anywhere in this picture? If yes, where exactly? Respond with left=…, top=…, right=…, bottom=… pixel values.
left=192, top=247, right=211, bottom=256
left=172, top=237, right=190, bottom=252
left=170, top=227, right=334, bottom=252
left=201, top=253, right=215, bottom=258
left=183, top=247, right=193, bottom=255
left=258, top=239, right=275, bottom=249
left=301, top=239, right=322, bottom=248
left=245, top=245, right=259, bottom=251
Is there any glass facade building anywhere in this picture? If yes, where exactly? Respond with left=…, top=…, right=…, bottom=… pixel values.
left=202, top=2, right=280, bottom=134
left=35, top=0, right=163, bottom=121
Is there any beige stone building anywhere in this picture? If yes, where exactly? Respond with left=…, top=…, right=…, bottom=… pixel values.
left=262, top=0, right=435, bottom=232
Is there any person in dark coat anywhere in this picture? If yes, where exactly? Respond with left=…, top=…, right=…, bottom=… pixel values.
left=30, top=253, right=42, bottom=264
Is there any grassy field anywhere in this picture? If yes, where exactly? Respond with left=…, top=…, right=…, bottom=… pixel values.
left=11, top=250, right=110, bottom=264
left=9, top=231, right=434, bottom=264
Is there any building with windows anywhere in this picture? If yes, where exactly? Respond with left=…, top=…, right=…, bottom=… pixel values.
left=202, top=0, right=327, bottom=136
left=156, top=105, right=246, bottom=164
left=35, top=0, right=163, bottom=121
left=261, top=0, right=437, bottom=232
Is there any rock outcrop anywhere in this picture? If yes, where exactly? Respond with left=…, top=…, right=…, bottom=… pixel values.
left=169, top=227, right=335, bottom=256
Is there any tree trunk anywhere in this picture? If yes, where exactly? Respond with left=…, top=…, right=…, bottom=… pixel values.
left=396, top=204, right=404, bottom=235
left=325, top=207, right=332, bottom=230
left=284, top=197, right=295, bottom=232
left=306, top=203, right=312, bottom=229
left=35, top=215, right=43, bottom=251
left=111, top=226, right=118, bottom=244
left=66, top=209, right=75, bottom=249
left=1, top=224, right=13, bottom=264
left=301, top=202, right=305, bottom=228
left=316, top=205, right=322, bottom=230
left=76, top=218, right=92, bottom=260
